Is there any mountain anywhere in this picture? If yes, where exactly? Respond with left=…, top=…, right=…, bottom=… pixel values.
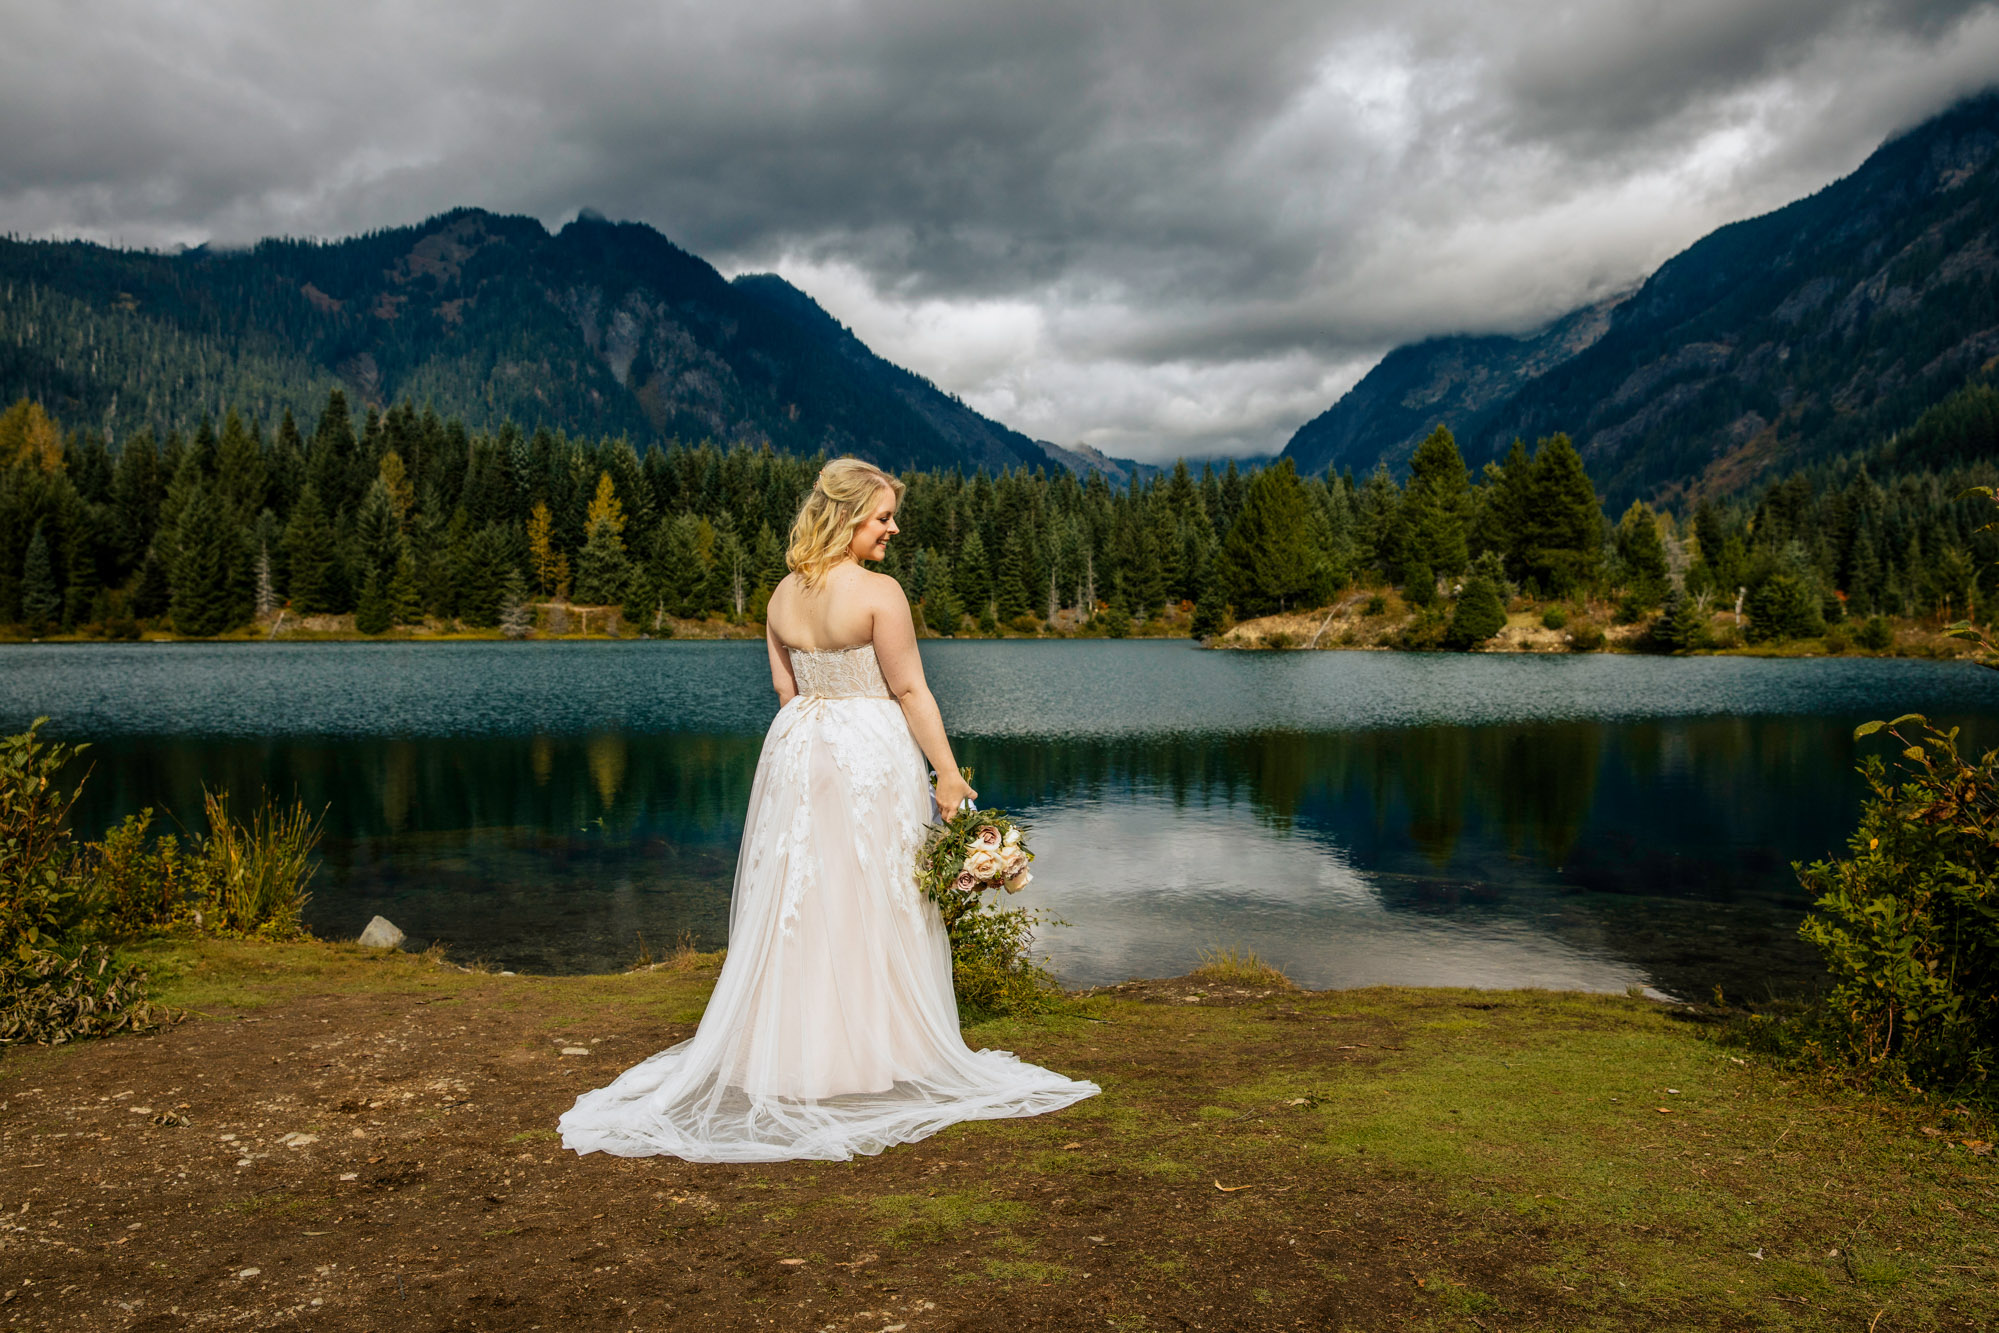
left=1282, top=296, right=1619, bottom=481
left=1282, top=90, right=1999, bottom=506
left=0, top=208, right=1066, bottom=474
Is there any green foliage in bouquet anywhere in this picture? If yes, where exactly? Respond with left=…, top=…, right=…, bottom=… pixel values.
left=1793, top=714, right=1999, bottom=1099
left=918, top=768, right=1061, bottom=1020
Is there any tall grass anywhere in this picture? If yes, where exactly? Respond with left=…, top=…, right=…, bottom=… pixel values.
left=1191, top=944, right=1295, bottom=989
left=195, top=789, right=320, bottom=938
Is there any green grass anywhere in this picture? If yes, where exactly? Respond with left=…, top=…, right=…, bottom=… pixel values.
left=47, top=936, right=1999, bottom=1330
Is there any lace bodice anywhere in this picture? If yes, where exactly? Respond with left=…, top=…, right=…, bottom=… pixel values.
left=789, top=642, right=893, bottom=700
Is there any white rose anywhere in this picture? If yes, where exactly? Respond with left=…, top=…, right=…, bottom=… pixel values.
left=1001, top=847, right=1027, bottom=877
left=1001, top=826, right=1021, bottom=848
left=965, top=849, right=1003, bottom=881
left=1004, top=869, right=1032, bottom=894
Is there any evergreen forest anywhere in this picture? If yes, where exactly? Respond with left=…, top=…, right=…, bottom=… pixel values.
left=4, top=378, right=1999, bottom=648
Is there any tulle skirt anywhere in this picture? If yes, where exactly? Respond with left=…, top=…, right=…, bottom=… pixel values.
left=558, top=693, right=1099, bottom=1162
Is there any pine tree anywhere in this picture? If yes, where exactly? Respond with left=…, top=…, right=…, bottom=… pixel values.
left=1518, top=434, right=1603, bottom=596
left=214, top=409, right=265, bottom=519
left=1658, top=586, right=1710, bottom=651
left=388, top=547, right=423, bottom=625
left=456, top=524, right=513, bottom=628
left=922, top=548, right=962, bottom=635
left=1746, top=571, right=1824, bottom=642
left=131, top=548, right=170, bottom=619
left=1444, top=572, right=1507, bottom=649
left=996, top=528, right=1033, bottom=622
left=1614, top=500, right=1670, bottom=608
left=955, top=529, right=992, bottom=615
left=1219, top=459, right=1318, bottom=616
left=526, top=501, right=560, bottom=596
left=309, top=389, right=356, bottom=513
left=19, top=523, right=60, bottom=633
left=282, top=484, right=342, bottom=614
left=1401, top=425, right=1473, bottom=578
left=168, top=488, right=237, bottom=637
left=353, top=570, right=393, bottom=634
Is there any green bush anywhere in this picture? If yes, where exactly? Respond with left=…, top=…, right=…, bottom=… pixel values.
left=1363, top=594, right=1388, bottom=618
left=1445, top=574, right=1507, bottom=649
left=947, top=901, right=1062, bottom=1021
left=1795, top=715, right=1999, bottom=1098
left=1568, top=621, right=1606, bottom=651
left=1746, top=572, right=1825, bottom=642
left=1540, top=605, right=1569, bottom=631
left=1858, top=616, right=1894, bottom=651
left=1, top=721, right=323, bottom=1049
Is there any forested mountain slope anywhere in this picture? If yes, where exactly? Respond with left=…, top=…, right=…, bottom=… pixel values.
left=1283, top=91, right=1999, bottom=508
left=1282, top=297, right=1618, bottom=481
left=0, top=209, right=1068, bottom=474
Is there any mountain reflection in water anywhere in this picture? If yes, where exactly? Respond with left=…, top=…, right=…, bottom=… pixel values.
left=7, top=640, right=1997, bottom=997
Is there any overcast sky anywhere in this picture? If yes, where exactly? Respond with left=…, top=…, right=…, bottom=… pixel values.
left=5, top=1, right=1997, bottom=461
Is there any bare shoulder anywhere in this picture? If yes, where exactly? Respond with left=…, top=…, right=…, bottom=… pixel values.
left=856, top=568, right=909, bottom=607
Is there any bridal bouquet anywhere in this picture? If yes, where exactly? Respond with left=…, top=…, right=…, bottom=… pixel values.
left=917, top=768, right=1034, bottom=923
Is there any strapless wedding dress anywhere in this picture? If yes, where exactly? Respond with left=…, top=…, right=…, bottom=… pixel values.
left=558, top=641, right=1098, bottom=1162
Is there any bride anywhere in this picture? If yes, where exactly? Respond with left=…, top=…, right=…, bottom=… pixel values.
left=559, top=458, right=1099, bottom=1162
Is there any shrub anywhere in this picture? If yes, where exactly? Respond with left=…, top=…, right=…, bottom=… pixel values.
left=1858, top=616, right=1894, bottom=651
left=1363, top=594, right=1388, bottom=617
left=1264, top=630, right=1294, bottom=650
left=0, top=719, right=87, bottom=960
left=948, top=901, right=1061, bottom=1021
left=1746, top=572, right=1825, bottom=642
left=1541, top=605, right=1569, bottom=631
left=1393, top=604, right=1450, bottom=650
left=1823, top=627, right=1850, bottom=654
left=0, top=946, right=173, bottom=1047
left=1795, top=715, right=1999, bottom=1098
left=1612, top=592, right=1646, bottom=625
left=1445, top=574, right=1507, bottom=649
left=1, top=721, right=324, bottom=1048
left=1568, top=621, right=1606, bottom=651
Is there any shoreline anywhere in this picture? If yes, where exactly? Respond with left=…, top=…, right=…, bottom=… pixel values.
left=1, top=933, right=1992, bottom=1331
left=1, top=595, right=1982, bottom=664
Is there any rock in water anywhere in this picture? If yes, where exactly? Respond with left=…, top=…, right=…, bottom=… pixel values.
left=357, top=916, right=405, bottom=950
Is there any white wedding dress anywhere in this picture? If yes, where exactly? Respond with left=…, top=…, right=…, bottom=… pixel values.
left=559, top=641, right=1099, bottom=1162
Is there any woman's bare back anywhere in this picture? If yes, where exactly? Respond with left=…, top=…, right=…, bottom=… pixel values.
left=765, top=566, right=890, bottom=652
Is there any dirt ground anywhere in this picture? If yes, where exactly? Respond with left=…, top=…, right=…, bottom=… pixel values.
left=0, top=943, right=1993, bottom=1332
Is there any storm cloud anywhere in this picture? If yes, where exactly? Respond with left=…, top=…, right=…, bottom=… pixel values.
left=5, top=0, right=1996, bottom=459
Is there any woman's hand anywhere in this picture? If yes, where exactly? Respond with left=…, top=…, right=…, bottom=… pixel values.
left=933, top=769, right=978, bottom=817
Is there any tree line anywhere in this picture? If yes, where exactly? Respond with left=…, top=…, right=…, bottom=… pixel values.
left=2, top=386, right=1996, bottom=644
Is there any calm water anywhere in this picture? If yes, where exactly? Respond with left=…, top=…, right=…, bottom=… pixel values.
left=5, top=640, right=1996, bottom=999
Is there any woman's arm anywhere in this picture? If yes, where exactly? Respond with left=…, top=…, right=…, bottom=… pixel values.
left=766, top=615, right=798, bottom=708
left=871, top=578, right=977, bottom=813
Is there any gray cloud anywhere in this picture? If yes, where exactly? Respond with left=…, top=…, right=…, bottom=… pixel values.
left=2, top=0, right=1995, bottom=460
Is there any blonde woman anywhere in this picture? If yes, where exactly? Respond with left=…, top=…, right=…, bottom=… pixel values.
left=560, top=458, right=1097, bottom=1162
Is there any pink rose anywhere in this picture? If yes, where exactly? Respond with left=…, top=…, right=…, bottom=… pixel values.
left=973, top=825, right=1003, bottom=851
left=1001, top=847, right=1027, bottom=877
left=952, top=871, right=980, bottom=893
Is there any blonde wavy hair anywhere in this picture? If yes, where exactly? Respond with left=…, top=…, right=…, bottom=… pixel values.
left=785, top=457, right=906, bottom=588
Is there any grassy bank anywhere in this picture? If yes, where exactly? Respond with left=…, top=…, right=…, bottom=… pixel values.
left=1217, top=589, right=1984, bottom=661
left=0, top=938, right=1991, bottom=1331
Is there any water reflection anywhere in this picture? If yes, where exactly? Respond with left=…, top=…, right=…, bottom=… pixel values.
left=13, top=641, right=1995, bottom=994
left=54, top=712, right=1898, bottom=997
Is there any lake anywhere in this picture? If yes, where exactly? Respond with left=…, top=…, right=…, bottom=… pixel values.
left=5, top=639, right=1996, bottom=1000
